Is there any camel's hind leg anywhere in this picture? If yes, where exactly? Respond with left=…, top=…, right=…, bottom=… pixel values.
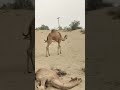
left=46, top=46, right=49, bottom=57
left=59, top=45, right=62, bottom=54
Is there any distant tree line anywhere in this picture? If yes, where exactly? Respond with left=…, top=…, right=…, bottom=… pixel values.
left=36, top=20, right=83, bottom=31
left=36, top=25, right=50, bottom=30
left=0, top=0, right=34, bottom=9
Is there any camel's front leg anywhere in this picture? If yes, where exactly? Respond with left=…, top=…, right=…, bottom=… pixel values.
left=46, top=42, right=51, bottom=57
left=46, top=45, right=50, bottom=57
left=58, top=43, right=61, bottom=55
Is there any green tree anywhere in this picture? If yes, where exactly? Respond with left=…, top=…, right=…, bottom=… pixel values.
left=69, top=20, right=80, bottom=30
left=59, top=26, right=63, bottom=30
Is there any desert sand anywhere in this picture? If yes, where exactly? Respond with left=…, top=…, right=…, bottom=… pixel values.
left=35, top=30, right=85, bottom=90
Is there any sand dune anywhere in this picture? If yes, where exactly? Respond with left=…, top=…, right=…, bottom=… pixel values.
left=35, top=30, right=85, bottom=90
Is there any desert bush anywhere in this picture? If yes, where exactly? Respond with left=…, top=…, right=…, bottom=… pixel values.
left=64, top=26, right=72, bottom=31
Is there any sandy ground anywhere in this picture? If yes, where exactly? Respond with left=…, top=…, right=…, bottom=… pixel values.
left=35, top=30, right=85, bottom=90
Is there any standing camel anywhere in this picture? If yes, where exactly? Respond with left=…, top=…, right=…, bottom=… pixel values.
left=44, top=29, right=67, bottom=57
left=23, top=18, right=35, bottom=73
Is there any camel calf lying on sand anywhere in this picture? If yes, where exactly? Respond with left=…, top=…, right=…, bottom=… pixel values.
left=44, top=29, right=68, bottom=57
left=36, top=68, right=82, bottom=90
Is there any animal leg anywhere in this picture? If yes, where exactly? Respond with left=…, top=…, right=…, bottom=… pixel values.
left=58, top=43, right=61, bottom=55
left=59, top=45, right=61, bottom=54
left=46, top=42, right=51, bottom=57
left=57, top=46, right=59, bottom=55
left=46, top=46, right=49, bottom=57
left=48, top=47, right=50, bottom=56
left=46, top=46, right=50, bottom=57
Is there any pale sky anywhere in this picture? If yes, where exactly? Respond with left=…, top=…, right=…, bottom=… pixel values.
left=35, top=0, right=85, bottom=29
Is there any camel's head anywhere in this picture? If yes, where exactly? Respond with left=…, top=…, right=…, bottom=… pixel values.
left=64, top=35, right=68, bottom=40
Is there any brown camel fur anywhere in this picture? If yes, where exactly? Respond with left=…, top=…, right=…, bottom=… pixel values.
left=22, top=18, right=35, bottom=73
left=36, top=68, right=82, bottom=90
left=44, top=29, right=67, bottom=57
